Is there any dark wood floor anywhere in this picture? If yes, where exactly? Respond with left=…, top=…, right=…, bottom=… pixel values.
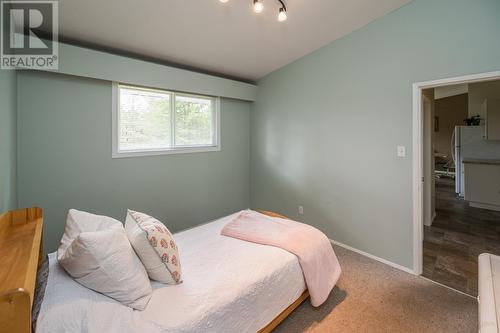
left=422, top=177, right=500, bottom=296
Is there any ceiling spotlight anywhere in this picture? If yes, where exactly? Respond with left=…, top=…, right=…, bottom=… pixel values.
left=278, top=7, right=287, bottom=22
left=253, top=0, right=264, bottom=13
left=219, top=0, right=229, bottom=3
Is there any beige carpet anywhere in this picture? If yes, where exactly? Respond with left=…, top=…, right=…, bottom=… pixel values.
left=274, top=245, right=477, bottom=333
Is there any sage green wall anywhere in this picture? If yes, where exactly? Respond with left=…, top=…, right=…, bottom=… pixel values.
left=0, top=71, right=17, bottom=212
left=251, top=0, right=500, bottom=269
left=17, top=71, right=250, bottom=252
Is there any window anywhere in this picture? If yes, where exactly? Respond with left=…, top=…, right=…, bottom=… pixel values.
left=112, top=83, right=220, bottom=157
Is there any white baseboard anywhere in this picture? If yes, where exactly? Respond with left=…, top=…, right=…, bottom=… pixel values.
left=330, top=239, right=415, bottom=275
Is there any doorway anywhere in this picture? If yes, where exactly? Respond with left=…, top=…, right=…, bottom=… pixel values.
left=413, top=71, right=500, bottom=295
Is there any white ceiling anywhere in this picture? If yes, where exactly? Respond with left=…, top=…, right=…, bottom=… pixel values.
left=56, top=0, right=411, bottom=82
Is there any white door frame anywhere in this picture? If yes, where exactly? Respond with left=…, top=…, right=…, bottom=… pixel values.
left=412, top=70, right=500, bottom=275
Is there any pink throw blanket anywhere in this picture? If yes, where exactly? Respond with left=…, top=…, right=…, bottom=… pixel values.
left=221, top=210, right=341, bottom=307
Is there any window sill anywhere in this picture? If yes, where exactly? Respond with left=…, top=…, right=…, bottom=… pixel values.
left=112, top=146, right=221, bottom=158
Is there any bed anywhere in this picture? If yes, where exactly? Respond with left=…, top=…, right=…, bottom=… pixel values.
left=0, top=208, right=309, bottom=333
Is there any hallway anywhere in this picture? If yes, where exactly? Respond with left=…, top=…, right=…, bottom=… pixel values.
left=422, top=178, right=500, bottom=296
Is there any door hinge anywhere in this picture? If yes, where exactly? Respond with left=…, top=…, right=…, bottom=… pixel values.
left=422, top=177, right=425, bottom=183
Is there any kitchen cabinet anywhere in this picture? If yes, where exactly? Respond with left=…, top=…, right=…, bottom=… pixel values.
left=464, top=160, right=500, bottom=211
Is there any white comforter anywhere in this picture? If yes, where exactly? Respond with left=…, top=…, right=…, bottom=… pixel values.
left=36, top=211, right=306, bottom=333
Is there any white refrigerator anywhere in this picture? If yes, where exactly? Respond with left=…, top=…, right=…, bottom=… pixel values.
left=453, top=126, right=485, bottom=197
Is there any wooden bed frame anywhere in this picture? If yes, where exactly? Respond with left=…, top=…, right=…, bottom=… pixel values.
left=0, top=208, right=308, bottom=333
left=0, top=207, right=44, bottom=333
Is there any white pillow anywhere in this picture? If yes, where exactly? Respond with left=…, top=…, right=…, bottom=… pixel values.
left=125, top=210, right=182, bottom=284
left=57, top=209, right=153, bottom=310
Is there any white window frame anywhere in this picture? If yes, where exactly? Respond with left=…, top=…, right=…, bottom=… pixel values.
left=112, top=82, right=221, bottom=158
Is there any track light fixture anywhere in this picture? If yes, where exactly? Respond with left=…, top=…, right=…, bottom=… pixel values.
left=218, top=0, right=288, bottom=22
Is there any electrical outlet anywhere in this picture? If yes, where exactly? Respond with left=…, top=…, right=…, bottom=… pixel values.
left=298, top=206, right=304, bottom=215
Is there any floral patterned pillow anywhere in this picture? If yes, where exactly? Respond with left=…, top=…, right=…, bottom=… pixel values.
left=125, top=210, right=182, bottom=284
